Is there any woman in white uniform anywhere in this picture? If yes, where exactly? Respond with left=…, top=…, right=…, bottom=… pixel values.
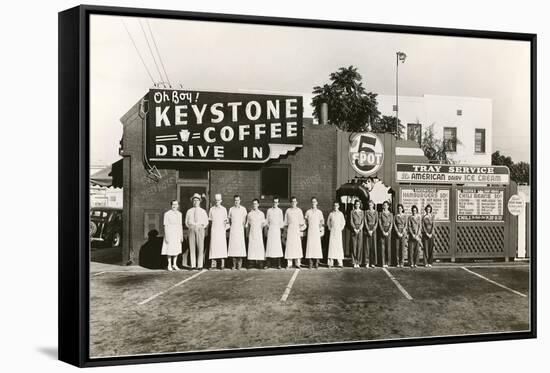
left=327, top=201, right=346, bottom=268
left=305, top=197, right=324, bottom=269
left=161, top=200, right=183, bottom=271
left=246, top=198, right=266, bottom=269
left=208, top=193, right=229, bottom=270
left=228, top=195, right=247, bottom=270
left=265, top=197, right=284, bottom=269
left=284, top=196, right=305, bottom=269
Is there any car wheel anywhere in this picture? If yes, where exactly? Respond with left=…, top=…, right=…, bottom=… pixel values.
left=112, top=232, right=121, bottom=248
left=90, top=221, right=97, bottom=237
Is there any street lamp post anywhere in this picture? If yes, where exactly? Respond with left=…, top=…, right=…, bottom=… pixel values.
left=395, top=51, right=407, bottom=138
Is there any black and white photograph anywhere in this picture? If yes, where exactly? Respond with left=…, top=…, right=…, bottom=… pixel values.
left=83, top=9, right=535, bottom=360
left=4, top=0, right=550, bottom=370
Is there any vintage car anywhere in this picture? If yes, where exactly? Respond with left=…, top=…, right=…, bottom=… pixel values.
left=90, top=207, right=123, bottom=247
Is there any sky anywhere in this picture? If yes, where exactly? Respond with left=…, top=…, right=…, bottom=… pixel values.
left=89, top=14, right=531, bottom=166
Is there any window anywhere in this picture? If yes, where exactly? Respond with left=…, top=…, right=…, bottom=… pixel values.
left=457, top=109, right=463, bottom=116
left=407, top=123, right=422, bottom=145
left=91, top=210, right=108, bottom=218
left=443, top=127, right=457, bottom=152
left=475, top=128, right=486, bottom=153
left=178, top=170, right=208, bottom=180
left=261, top=165, right=290, bottom=200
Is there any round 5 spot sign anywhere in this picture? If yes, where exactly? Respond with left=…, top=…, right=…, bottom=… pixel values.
left=507, top=194, right=524, bottom=216
left=348, top=132, right=384, bottom=177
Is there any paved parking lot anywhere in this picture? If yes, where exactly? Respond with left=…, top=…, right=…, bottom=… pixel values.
left=90, top=262, right=530, bottom=358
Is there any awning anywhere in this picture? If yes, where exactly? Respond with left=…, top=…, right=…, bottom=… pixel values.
left=90, top=159, right=123, bottom=188
left=395, top=139, right=429, bottom=163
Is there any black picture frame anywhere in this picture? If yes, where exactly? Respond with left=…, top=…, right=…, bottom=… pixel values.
left=58, top=4, right=537, bottom=367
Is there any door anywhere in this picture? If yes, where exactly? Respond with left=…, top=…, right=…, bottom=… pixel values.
left=178, top=185, right=209, bottom=222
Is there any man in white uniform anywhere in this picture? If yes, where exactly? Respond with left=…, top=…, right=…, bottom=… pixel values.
left=208, top=194, right=229, bottom=270
left=185, top=193, right=209, bottom=270
left=284, top=196, right=305, bottom=269
left=228, top=195, right=247, bottom=270
left=265, top=197, right=284, bottom=269
left=305, top=196, right=324, bottom=269
left=327, top=201, right=346, bottom=268
left=246, top=198, right=266, bottom=269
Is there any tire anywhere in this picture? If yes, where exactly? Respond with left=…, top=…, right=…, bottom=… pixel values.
left=90, top=221, right=97, bottom=237
left=111, top=232, right=121, bottom=248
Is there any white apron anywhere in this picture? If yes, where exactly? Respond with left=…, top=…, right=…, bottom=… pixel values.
left=284, top=207, right=304, bottom=259
left=228, top=206, right=247, bottom=257
left=161, top=210, right=183, bottom=256
left=305, top=208, right=324, bottom=259
left=208, top=206, right=228, bottom=259
left=247, top=210, right=266, bottom=260
left=265, top=207, right=284, bottom=258
left=327, top=210, right=345, bottom=260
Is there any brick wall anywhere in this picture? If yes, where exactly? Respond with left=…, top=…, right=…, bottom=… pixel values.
left=121, top=99, right=339, bottom=263
left=121, top=98, right=180, bottom=263
left=210, top=124, right=338, bottom=217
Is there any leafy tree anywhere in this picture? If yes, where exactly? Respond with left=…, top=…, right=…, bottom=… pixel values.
left=372, top=115, right=405, bottom=139
left=511, top=162, right=530, bottom=184
left=492, top=151, right=530, bottom=184
left=311, top=66, right=380, bottom=132
left=420, top=124, right=458, bottom=164
left=491, top=150, right=513, bottom=168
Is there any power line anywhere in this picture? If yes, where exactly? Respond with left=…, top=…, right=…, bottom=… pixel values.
left=120, top=18, right=156, bottom=85
left=146, top=19, right=172, bottom=87
left=138, top=19, right=165, bottom=86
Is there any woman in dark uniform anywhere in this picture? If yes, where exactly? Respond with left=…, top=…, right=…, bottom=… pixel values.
left=378, top=201, right=393, bottom=267
left=394, top=204, right=408, bottom=267
left=408, top=205, right=422, bottom=268
left=422, top=204, right=436, bottom=268
left=364, top=200, right=378, bottom=267
left=349, top=199, right=364, bottom=268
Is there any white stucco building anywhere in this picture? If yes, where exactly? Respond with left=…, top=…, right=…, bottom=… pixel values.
left=250, top=91, right=493, bottom=166
left=376, top=94, right=493, bottom=165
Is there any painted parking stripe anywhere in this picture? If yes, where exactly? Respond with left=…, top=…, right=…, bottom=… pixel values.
left=280, top=269, right=300, bottom=302
left=433, top=264, right=530, bottom=269
left=382, top=268, right=413, bottom=300
left=460, top=266, right=527, bottom=297
left=138, top=269, right=207, bottom=305
left=92, top=270, right=168, bottom=275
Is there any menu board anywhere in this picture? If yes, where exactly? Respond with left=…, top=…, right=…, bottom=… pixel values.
left=457, top=189, right=504, bottom=221
left=400, top=188, right=450, bottom=221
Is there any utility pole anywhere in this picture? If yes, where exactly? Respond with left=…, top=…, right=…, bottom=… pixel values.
left=396, top=51, right=407, bottom=138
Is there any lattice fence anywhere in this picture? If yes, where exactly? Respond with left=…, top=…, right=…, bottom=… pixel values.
left=434, top=225, right=451, bottom=255
left=456, top=225, right=504, bottom=254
